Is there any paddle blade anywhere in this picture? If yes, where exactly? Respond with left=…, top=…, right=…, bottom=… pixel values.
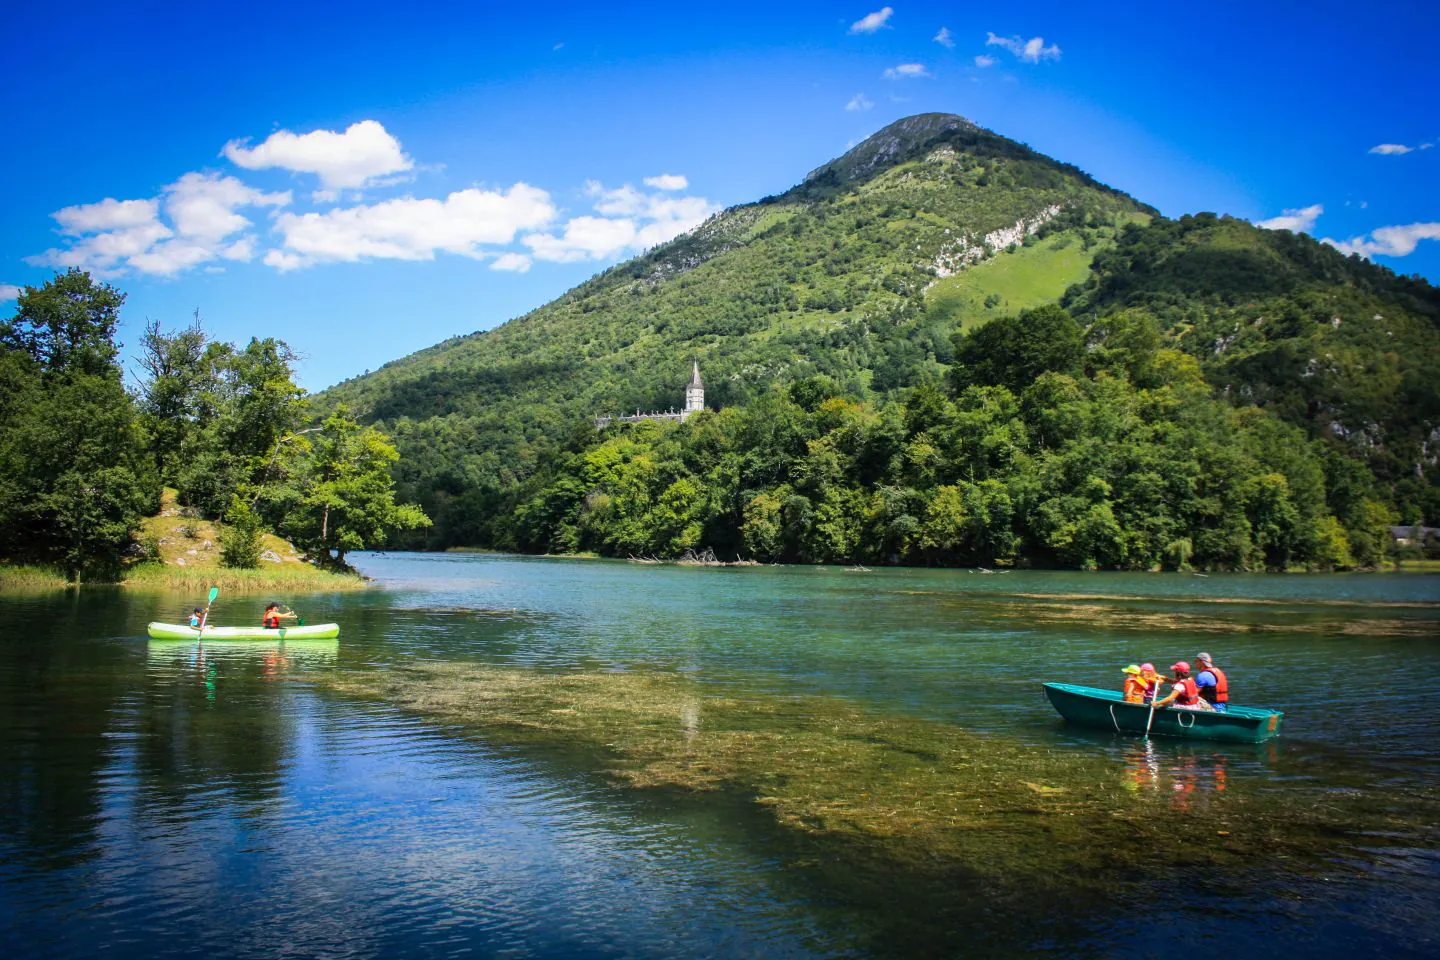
left=207, top=586, right=219, bottom=605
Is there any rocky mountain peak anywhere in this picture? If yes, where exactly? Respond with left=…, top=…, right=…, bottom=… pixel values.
left=805, top=113, right=980, bottom=184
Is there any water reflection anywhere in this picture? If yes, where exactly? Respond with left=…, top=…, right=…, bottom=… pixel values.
left=1120, top=740, right=1237, bottom=811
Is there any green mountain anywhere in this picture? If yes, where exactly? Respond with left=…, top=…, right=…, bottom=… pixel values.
left=321, top=113, right=1440, bottom=566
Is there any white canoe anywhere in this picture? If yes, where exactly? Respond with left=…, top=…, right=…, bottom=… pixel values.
left=146, top=622, right=341, bottom=640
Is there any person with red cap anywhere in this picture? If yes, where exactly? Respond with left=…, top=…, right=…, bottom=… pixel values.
left=1152, top=661, right=1214, bottom=711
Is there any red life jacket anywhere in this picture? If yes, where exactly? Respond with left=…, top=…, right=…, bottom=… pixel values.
left=1174, top=677, right=1199, bottom=706
left=264, top=613, right=280, bottom=629
left=1199, top=665, right=1229, bottom=704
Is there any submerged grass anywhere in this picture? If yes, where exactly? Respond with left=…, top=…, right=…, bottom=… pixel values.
left=316, top=661, right=1439, bottom=896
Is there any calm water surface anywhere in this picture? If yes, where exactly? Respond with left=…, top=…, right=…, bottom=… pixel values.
left=2, top=555, right=1438, bottom=958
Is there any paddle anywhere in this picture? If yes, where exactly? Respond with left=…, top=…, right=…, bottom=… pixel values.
left=198, top=586, right=219, bottom=631
left=1144, top=672, right=1162, bottom=738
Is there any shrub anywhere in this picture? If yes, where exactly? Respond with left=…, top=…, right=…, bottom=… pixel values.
left=219, top=499, right=264, bottom=569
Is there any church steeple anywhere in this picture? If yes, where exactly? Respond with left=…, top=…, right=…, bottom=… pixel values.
left=684, top=361, right=704, bottom=417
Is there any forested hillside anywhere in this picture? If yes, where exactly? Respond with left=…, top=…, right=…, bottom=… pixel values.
left=319, top=113, right=1440, bottom=568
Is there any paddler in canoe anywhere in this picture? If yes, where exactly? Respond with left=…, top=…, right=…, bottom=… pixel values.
left=1194, top=651, right=1229, bottom=713
left=263, top=602, right=300, bottom=629
left=1150, top=661, right=1215, bottom=712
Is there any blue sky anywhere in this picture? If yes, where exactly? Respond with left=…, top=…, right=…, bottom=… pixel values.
left=3, top=0, right=1436, bottom=389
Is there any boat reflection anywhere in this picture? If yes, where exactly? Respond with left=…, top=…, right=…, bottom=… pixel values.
left=1118, top=740, right=1266, bottom=812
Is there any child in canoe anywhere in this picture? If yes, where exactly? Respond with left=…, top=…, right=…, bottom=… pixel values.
left=1122, top=665, right=1148, bottom=703
left=189, top=608, right=204, bottom=628
left=262, top=603, right=298, bottom=629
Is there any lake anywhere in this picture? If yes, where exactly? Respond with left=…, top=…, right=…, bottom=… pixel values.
left=2, top=554, right=1438, bottom=958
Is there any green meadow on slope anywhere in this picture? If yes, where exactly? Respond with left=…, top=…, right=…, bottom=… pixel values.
left=924, top=225, right=1141, bottom=329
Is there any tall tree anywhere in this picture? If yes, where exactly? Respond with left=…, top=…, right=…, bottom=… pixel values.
left=0, top=272, right=157, bottom=579
left=268, top=407, right=430, bottom=569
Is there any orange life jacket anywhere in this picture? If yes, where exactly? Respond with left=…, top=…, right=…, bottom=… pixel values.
left=1199, top=665, right=1228, bottom=704
left=264, top=613, right=280, bottom=629
left=1123, top=676, right=1147, bottom=703
left=1173, top=677, right=1199, bottom=706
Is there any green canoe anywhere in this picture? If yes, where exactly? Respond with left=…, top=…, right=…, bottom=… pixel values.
left=146, top=622, right=340, bottom=640
left=1043, top=682, right=1283, bottom=743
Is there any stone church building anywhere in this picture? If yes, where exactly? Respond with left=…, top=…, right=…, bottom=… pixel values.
left=595, top=362, right=705, bottom=428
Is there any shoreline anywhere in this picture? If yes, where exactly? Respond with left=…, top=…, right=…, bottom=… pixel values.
left=420, top=548, right=1439, bottom=574
left=0, top=562, right=370, bottom=594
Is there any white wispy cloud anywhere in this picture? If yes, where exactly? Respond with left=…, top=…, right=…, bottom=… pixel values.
left=846, top=93, right=874, bottom=111
left=491, top=252, right=533, bottom=272
left=1255, top=204, right=1323, bottom=233
left=53, top=197, right=160, bottom=234
left=524, top=181, right=715, bottom=263
left=0, top=284, right=21, bottom=302
left=986, top=32, right=1061, bottom=63
left=974, top=54, right=998, bottom=68
left=643, top=173, right=688, bottom=191
left=223, top=120, right=414, bottom=192
left=1324, top=222, right=1440, bottom=258
left=265, top=184, right=557, bottom=270
left=27, top=173, right=290, bottom=277
left=849, top=7, right=893, bottom=35
left=883, top=63, right=930, bottom=79
left=934, top=27, right=954, bottom=48
left=1368, top=142, right=1432, bottom=155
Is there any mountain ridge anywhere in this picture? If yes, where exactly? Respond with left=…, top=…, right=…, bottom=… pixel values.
left=318, top=114, right=1439, bottom=553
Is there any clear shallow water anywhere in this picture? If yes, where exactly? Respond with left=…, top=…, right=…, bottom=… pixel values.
left=1, top=555, right=1438, bottom=958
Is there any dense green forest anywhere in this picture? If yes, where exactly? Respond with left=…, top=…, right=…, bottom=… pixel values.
left=318, top=114, right=1439, bottom=567
left=0, top=270, right=427, bottom=581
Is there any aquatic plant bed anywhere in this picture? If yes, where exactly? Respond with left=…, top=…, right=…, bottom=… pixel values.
left=317, top=661, right=1439, bottom=893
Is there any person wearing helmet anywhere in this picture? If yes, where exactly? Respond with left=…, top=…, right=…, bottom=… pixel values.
left=1121, top=665, right=1148, bottom=703
left=1194, top=652, right=1229, bottom=712
left=1153, top=661, right=1214, bottom=711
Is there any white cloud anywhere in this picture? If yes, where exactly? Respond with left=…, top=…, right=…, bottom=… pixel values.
left=934, top=27, right=954, bottom=48
left=491, top=252, right=533, bottom=272
left=523, top=180, right=715, bottom=263
left=263, top=250, right=308, bottom=272
left=974, top=54, right=998, bottom=68
left=526, top=216, right=637, bottom=262
left=986, top=32, right=1061, bottom=63
left=883, top=63, right=931, bottom=79
left=163, top=172, right=289, bottom=244
left=1369, top=142, right=1431, bottom=155
left=846, top=93, right=874, bottom=111
left=849, top=7, right=893, bottom=34
left=1255, top=204, right=1323, bottom=233
left=268, top=183, right=557, bottom=269
left=0, top=284, right=21, bottom=302
left=643, top=173, right=688, bottom=191
left=222, top=120, right=414, bottom=191
left=29, top=172, right=292, bottom=278
left=28, top=198, right=173, bottom=276
left=587, top=182, right=648, bottom=216
left=53, top=197, right=159, bottom=234
left=1323, top=222, right=1440, bottom=259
